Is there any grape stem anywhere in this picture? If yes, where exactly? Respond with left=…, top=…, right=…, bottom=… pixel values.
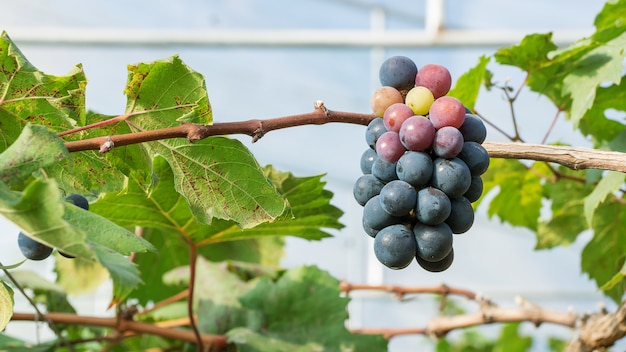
left=60, top=103, right=626, bottom=174
left=343, top=281, right=626, bottom=350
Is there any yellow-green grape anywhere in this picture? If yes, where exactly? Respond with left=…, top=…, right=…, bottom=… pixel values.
left=405, top=86, right=434, bottom=115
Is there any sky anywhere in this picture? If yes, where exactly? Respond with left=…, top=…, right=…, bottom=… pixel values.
left=0, top=1, right=616, bottom=350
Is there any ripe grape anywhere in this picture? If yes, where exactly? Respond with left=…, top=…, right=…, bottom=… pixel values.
left=362, top=217, right=379, bottom=238
left=365, top=117, right=387, bottom=150
left=416, top=248, right=454, bottom=272
left=432, top=126, right=464, bottom=158
left=464, top=176, right=484, bottom=203
left=399, top=115, right=435, bottom=152
left=383, top=103, right=414, bottom=132
left=446, top=196, right=475, bottom=234
left=360, top=148, right=378, bottom=174
left=405, top=86, right=435, bottom=115
left=459, top=114, right=487, bottom=144
left=353, top=174, right=385, bottom=206
left=396, top=151, right=433, bottom=187
left=414, top=63, right=452, bottom=99
left=371, top=86, right=404, bottom=117
left=379, top=180, right=417, bottom=217
left=376, top=131, right=405, bottom=163
left=374, top=224, right=417, bottom=269
left=458, top=141, right=490, bottom=176
left=65, top=193, right=89, bottom=210
left=416, top=187, right=452, bottom=225
left=431, top=157, right=472, bottom=198
left=363, top=195, right=402, bottom=230
left=379, top=56, right=418, bottom=90
left=371, top=157, right=398, bottom=183
left=414, top=222, right=453, bottom=262
left=428, top=96, right=466, bottom=129
left=18, top=232, right=53, bottom=261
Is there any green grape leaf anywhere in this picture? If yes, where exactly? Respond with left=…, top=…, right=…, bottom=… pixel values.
left=127, top=228, right=284, bottom=305
left=54, top=254, right=109, bottom=295
left=582, top=199, right=626, bottom=303
left=147, top=137, right=287, bottom=228
left=227, top=265, right=387, bottom=351
left=584, top=171, right=625, bottom=226
left=79, top=112, right=153, bottom=188
left=63, top=204, right=156, bottom=257
left=536, top=167, right=592, bottom=249
left=480, top=159, right=544, bottom=231
left=562, top=32, right=626, bottom=127
left=0, top=124, right=68, bottom=186
left=91, top=156, right=340, bottom=244
left=448, top=55, right=491, bottom=110
left=122, top=55, right=286, bottom=228
left=494, top=323, right=533, bottom=352
left=0, top=31, right=85, bottom=152
left=577, top=81, right=626, bottom=144
left=124, top=55, right=211, bottom=126
left=593, top=0, right=626, bottom=42
left=0, top=280, right=13, bottom=332
left=0, top=178, right=94, bottom=260
left=599, top=260, right=626, bottom=292
left=90, top=242, right=143, bottom=306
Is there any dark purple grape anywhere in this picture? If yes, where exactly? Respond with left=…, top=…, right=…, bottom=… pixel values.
left=446, top=196, right=475, bottom=234
left=379, top=56, right=418, bottom=90
left=18, top=232, right=53, bottom=261
left=433, top=126, right=464, bottom=158
left=360, top=148, right=378, bottom=174
left=363, top=195, right=402, bottom=230
left=374, top=224, right=417, bottom=269
left=353, top=174, right=385, bottom=206
left=459, top=114, right=487, bottom=144
left=362, top=217, right=379, bottom=238
left=365, top=117, right=387, bottom=150
left=379, top=180, right=417, bottom=217
left=431, top=158, right=472, bottom=198
left=458, top=141, right=490, bottom=176
left=416, top=248, right=454, bottom=272
left=396, top=151, right=433, bottom=187
left=416, top=187, right=452, bottom=225
left=464, top=176, right=483, bottom=203
left=414, top=222, right=453, bottom=262
left=372, top=157, right=398, bottom=183
left=65, top=194, right=89, bottom=210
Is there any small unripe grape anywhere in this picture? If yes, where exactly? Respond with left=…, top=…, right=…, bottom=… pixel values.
left=405, top=86, right=435, bottom=116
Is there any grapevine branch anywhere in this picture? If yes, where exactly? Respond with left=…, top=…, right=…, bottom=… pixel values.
left=10, top=312, right=228, bottom=349
left=61, top=104, right=626, bottom=174
left=342, top=283, right=626, bottom=351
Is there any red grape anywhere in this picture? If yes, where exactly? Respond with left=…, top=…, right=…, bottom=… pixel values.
left=415, top=64, right=452, bottom=99
left=376, top=131, right=405, bottom=162
left=428, top=96, right=466, bottom=129
left=383, top=103, right=414, bottom=132
left=398, top=115, right=435, bottom=151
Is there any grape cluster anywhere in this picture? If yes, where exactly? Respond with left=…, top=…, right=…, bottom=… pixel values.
left=355, top=56, right=489, bottom=272
left=17, top=194, right=89, bottom=261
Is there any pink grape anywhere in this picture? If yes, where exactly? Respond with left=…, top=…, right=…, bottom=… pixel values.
left=428, top=96, right=466, bottom=129
left=432, top=126, right=464, bottom=158
left=398, top=115, right=435, bottom=152
left=383, top=103, right=414, bottom=132
left=376, top=131, right=406, bottom=162
left=370, top=86, right=404, bottom=117
left=415, top=64, right=452, bottom=98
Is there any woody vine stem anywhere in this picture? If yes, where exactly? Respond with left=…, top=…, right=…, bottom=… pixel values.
left=61, top=101, right=626, bottom=174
